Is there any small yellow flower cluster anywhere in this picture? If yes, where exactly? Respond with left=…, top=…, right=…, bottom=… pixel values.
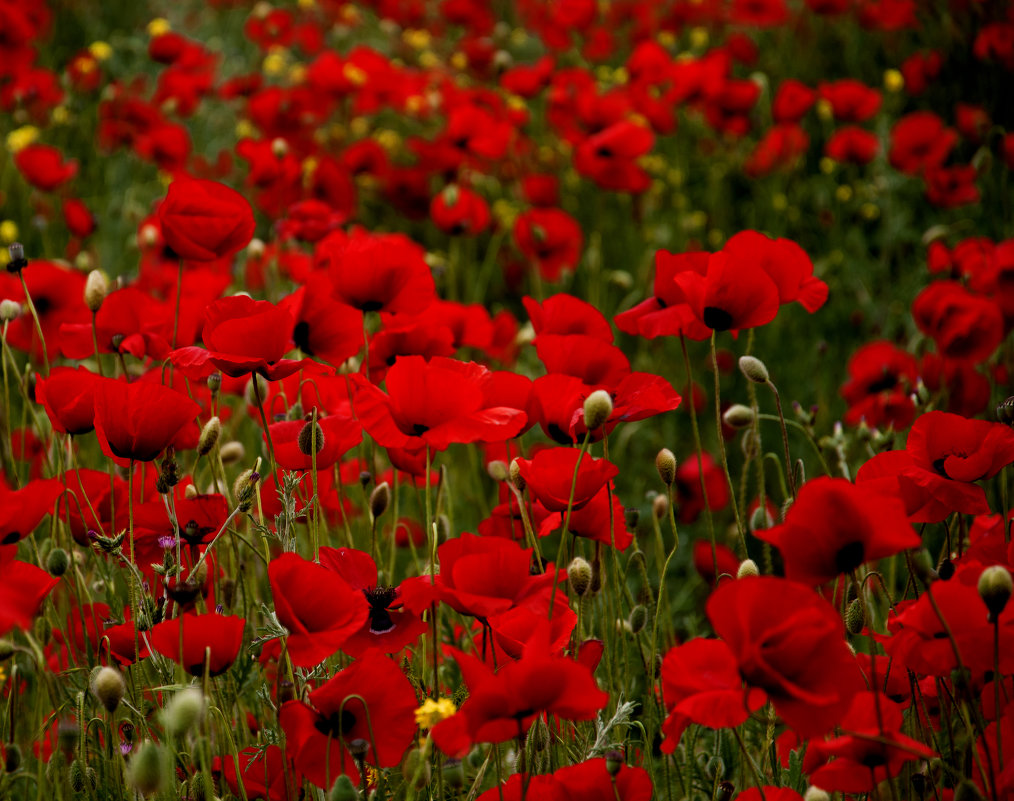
left=414, top=697, right=456, bottom=731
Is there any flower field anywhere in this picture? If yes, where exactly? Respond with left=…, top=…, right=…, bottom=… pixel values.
left=1, top=0, right=1013, bottom=799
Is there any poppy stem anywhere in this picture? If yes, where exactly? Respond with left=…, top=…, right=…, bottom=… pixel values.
left=310, top=407, right=320, bottom=562
left=709, top=332, right=747, bottom=555
left=547, top=431, right=592, bottom=622
left=90, top=311, right=103, bottom=377
left=17, top=270, right=49, bottom=377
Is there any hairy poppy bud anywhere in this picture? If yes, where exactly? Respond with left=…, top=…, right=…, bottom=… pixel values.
left=487, top=460, right=508, bottom=481
left=655, top=448, right=676, bottom=487
left=330, top=773, right=362, bottom=801
left=845, top=598, right=866, bottom=635
left=219, top=441, right=245, bottom=464
left=161, top=688, right=205, bottom=737
left=297, top=418, right=325, bottom=456
left=628, top=604, right=648, bottom=634
left=370, top=481, right=390, bottom=520
left=978, top=565, right=1013, bottom=623
left=723, top=404, right=755, bottom=428
left=46, top=547, right=70, bottom=576
left=568, top=556, right=593, bottom=597
left=128, top=741, right=164, bottom=796
left=997, top=396, right=1014, bottom=426
left=717, top=782, right=735, bottom=801
left=605, top=749, right=624, bottom=776
left=804, top=788, right=831, bottom=801
left=91, top=666, right=126, bottom=713
left=509, top=458, right=524, bottom=491
left=443, top=760, right=465, bottom=789
left=738, top=355, right=770, bottom=384
left=233, top=469, right=260, bottom=513
left=737, top=559, right=759, bottom=579
left=652, top=493, right=669, bottom=520
left=84, top=269, right=109, bottom=313
left=197, top=416, right=221, bottom=457
left=583, top=389, right=613, bottom=430
left=69, top=759, right=88, bottom=792
left=0, top=299, right=21, bottom=322
left=6, top=243, right=27, bottom=273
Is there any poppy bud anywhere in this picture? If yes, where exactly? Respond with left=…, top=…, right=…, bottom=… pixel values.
left=370, top=481, right=390, bottom=520
left=206, top=372, right=221, bottom=394
left=298, top=417, right=325, bottom=456
left=359, top=471, right=372, bottom=488
left=6, top=243, right=27, bottom=273
left=487, top=460, right=508, bottom=481
left=244, top=374, right=269, bottom=406
left=82, top=269, right=110, bottom=313
left=717, top=782, right=735, bottom=801
left=845, top=598, right=866, bottom=635
left=737, top=559, right=759, bottom=579
left=978, top=565, right=1012, bottom=623
left=997, top=396, right=1014, bottom=426
left=583, top=389, right=613, bottom=430
left=0, top=300, right=22, bottom=328
left=196, top=417, right=220, bottom=457
left=69, top=759, right=88, bottom=792
left=624, top=507, right=640, bottom=529
left=652, top=493, right=669, bottom=520
left=723, top=404, right=755, bottom=428
left=939, top=558, right=955, bottom=581
left=748, top=505, right=772, bottom=532
left=509, top=458, right=524, bottom=491
left=4, top=743, right=21, bottom=772
left=568, top=556, right=593, bottom=597
left=329, top=774, right=362, bottom=801
left=738, top=355, right=770, bottom=384
left=705, top=756, right=725, bottom=780
left=804, top=788, right=831, bottom=801
left=189, top=772, right=210, bottom=801
left=127, top=741, right=164, bottom=796
left=911, top=548, right=937, bottom=583
left=91, top=666, right=126, bottom=713
left=46, top=547, right=70, bottom=576
left=347, top=738, right=370, bottom=759
left=655, top=448, right=676, bottom=487
left=0, top=639, right=13, bottom=661
left=605, top=749, right=624, bottom=776
left=628, top=604, right=648, bottom=634
left=233, top=469, right=259, bottom=513
left=219, top=441, right=245, bottom=464
left=184, top=484, right=198, bottom=500
left=443, top=759, right=465, bottom=789
left=527, top=717, right=550, bottom=752
left=161, top=688, right=205, bottom=737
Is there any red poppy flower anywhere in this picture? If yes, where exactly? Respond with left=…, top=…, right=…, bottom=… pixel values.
left=279, top=650, right=418, bottom=788
left=692, top=540, right=741, bottom=587
left=721, top=231, right=827, bottom=313
left=744, top=123, right=811, bottom=178
left=840, top=341, right=919, bottom=430
left=317, top=547, right=428, bottom=656
left=673, top=249, right=781, bottom=334
left=524, top=294, right=613, bottom=342
left=0, top=478, right=64, bottom=545
left=614, top=251, right=711, bottom=340
left=279, top=271, right=364, bottom=367
left=352, top=356, right=527, bottom=452
left=430, top=184, right=491, bottom=236
left=818, top=79, right=882, bottom=122
left=14, top=143, right=78, bottom=191
left=707, top=576, right=865, bottom=738
left=92, top=377, right=201, bottom=465
left=59, top=287, right=172, bottom=361
left=573, top=120, right=654, bottom=193
left=825, top=126, right=880, bottom=165
left=268, top=552, right=369, bottom=667
left=888, top=112, right=957, bottom=176
left=35, top=366, right=100, bottom=435
left=755, top=477, right=920, bottom=585
left=218, top=745, right=296, bottom=801
left=316, top=228, right=436, bottom=315
left=147, top=612, right=245, bottom=676
left=477, top=758, right=652, bottom=801
left=515, top=448, right=618, bottom=513
left=911, top=281, right=1003, bottom=364
left=58, top=468, right=126, bottom=545
left=674, top=453, right=729, bottom=523
left=772, top=79, right=816, bottom=123
left=431, top=644, right=609, bottom=757
left=513, top=208, right=584, bottom=282
left=157, top=178, right=255, bottom=262
left=132, top=491, right=228, bottom=547
left=925, top=164, right=980, bottom=209
left=0, top=260, right=88, bottom=362
left=170, top=294, right=316, bottom=381
left=0, top=551, right=60, bottom=638
left=730, top=0, right=788, bottom=26
left=62, top=198, right=96, bottom=238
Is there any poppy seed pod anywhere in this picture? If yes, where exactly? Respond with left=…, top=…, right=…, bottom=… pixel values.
left=656, top=448, right=676, bottom=486
left=91, top=665, right=126, bottom=713
left=583, top=389, right=614, bottom=430
left=84, top=269, right=109, bottom=313
left=723, top=404, right=756, bottom=428
left=297, top=417, right=325, bottom=456
left=197, top=416, right=221, bottom=456
left=568, top=556, right=593, bottom=597
left=978, top=565, right=1012, bottom=622
left=739, top=355, right=770, bottom=384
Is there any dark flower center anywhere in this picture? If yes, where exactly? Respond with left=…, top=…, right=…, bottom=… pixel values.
left=361, top=300, right=383, bottom=312
left=835, top=541, right=866, bottom=574
left=292, top=321, right=313, bottom=355
left=364, top=586, right=399, bottom=634
left=866, top=371, right=898, bottom=394
left=411, top=423, right=430, bottom=436
left=702, top=306, right=734, bottom=331
left=313, top=708, right=358, bottom=739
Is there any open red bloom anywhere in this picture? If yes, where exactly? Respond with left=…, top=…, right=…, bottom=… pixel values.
left=840, top=341, right=919, bottom=430
left=477, top=758, right=652, bottom=801
left=14, top=143, right=78, bottom=191
left=278, top=271, right=363, bottom=367
left=0, top=550, right=60, bottom=638
left=614, top=251, right=711, bottom=340
left=514, top=447, right=618, bottom=512
left=755, top=477, right=920, bottom=586
left=279, top=650, right=418, bottom=788
left=721, top=231, right=827, bottom=313
left=912, top=281, right=1003, bottom=364
left=59, top=287, right=172, bottom=362
left=92, top=377, right=200, bottom=465
left=157, top=178, right=255, bottom=262
left=147, top=612, right=245, bottom=676
left=707, top=576, right=864, bottom=738
left=573, top=120, right=654, bottom=193
left=431, top=643, right=609, bottom=757
left=316, top=228, right=436, bottom=315
left=674, top=249, right=782, bottom=334
left=35, top=366, right=100, bottom=436
left=268, top=552, right=369, bottom=667
left=513, top=208, right=583, bottom=282
left=353, top=356, right=527, bottom=452
left=170, top=294, right=315, bottom=381
left=0, top=478, right=63, bottom=545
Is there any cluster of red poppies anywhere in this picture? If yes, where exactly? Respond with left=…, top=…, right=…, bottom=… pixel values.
left=2, top=0, right=1014, bottom=799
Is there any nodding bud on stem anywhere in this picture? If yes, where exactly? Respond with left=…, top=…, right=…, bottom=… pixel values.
left=297, top=417, right=325, bottom=456
left=738, top=355, right=770, bottom=384
left=370, top=481, right=390, bottom=519
left=197, top=416, right=221, bottom=456
left=655, top=448, right=676, bottom=487
left=723, top=404, right=755, bottom=428
left=91, top=666, right=126, bottom=713
left=233, top=469, right=260, bottom=513
left=509, top=458, right=524, bottom=491
left=84, top=270, right=109, bottom=313
left=652, top=493, right=669, bottom=520
left=127, top=741, right=164, bottom=796
left=161, top=688, right=205, bottom=737
left=628, top=604, right=647, bottom=634
left=583, top=389, right=613, bottom=430
left=978, top=565, right=1012, bottom=623
left=568, top=556, right=593, bottom=597
left=219, top=441, right=245, bottom=464
left=736, top=559, right=759, bottom=579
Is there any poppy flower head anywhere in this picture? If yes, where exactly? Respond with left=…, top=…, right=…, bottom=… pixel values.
left=514, top=448, right=619, bottom=513
left=157, top=178, right=256, bottom=262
